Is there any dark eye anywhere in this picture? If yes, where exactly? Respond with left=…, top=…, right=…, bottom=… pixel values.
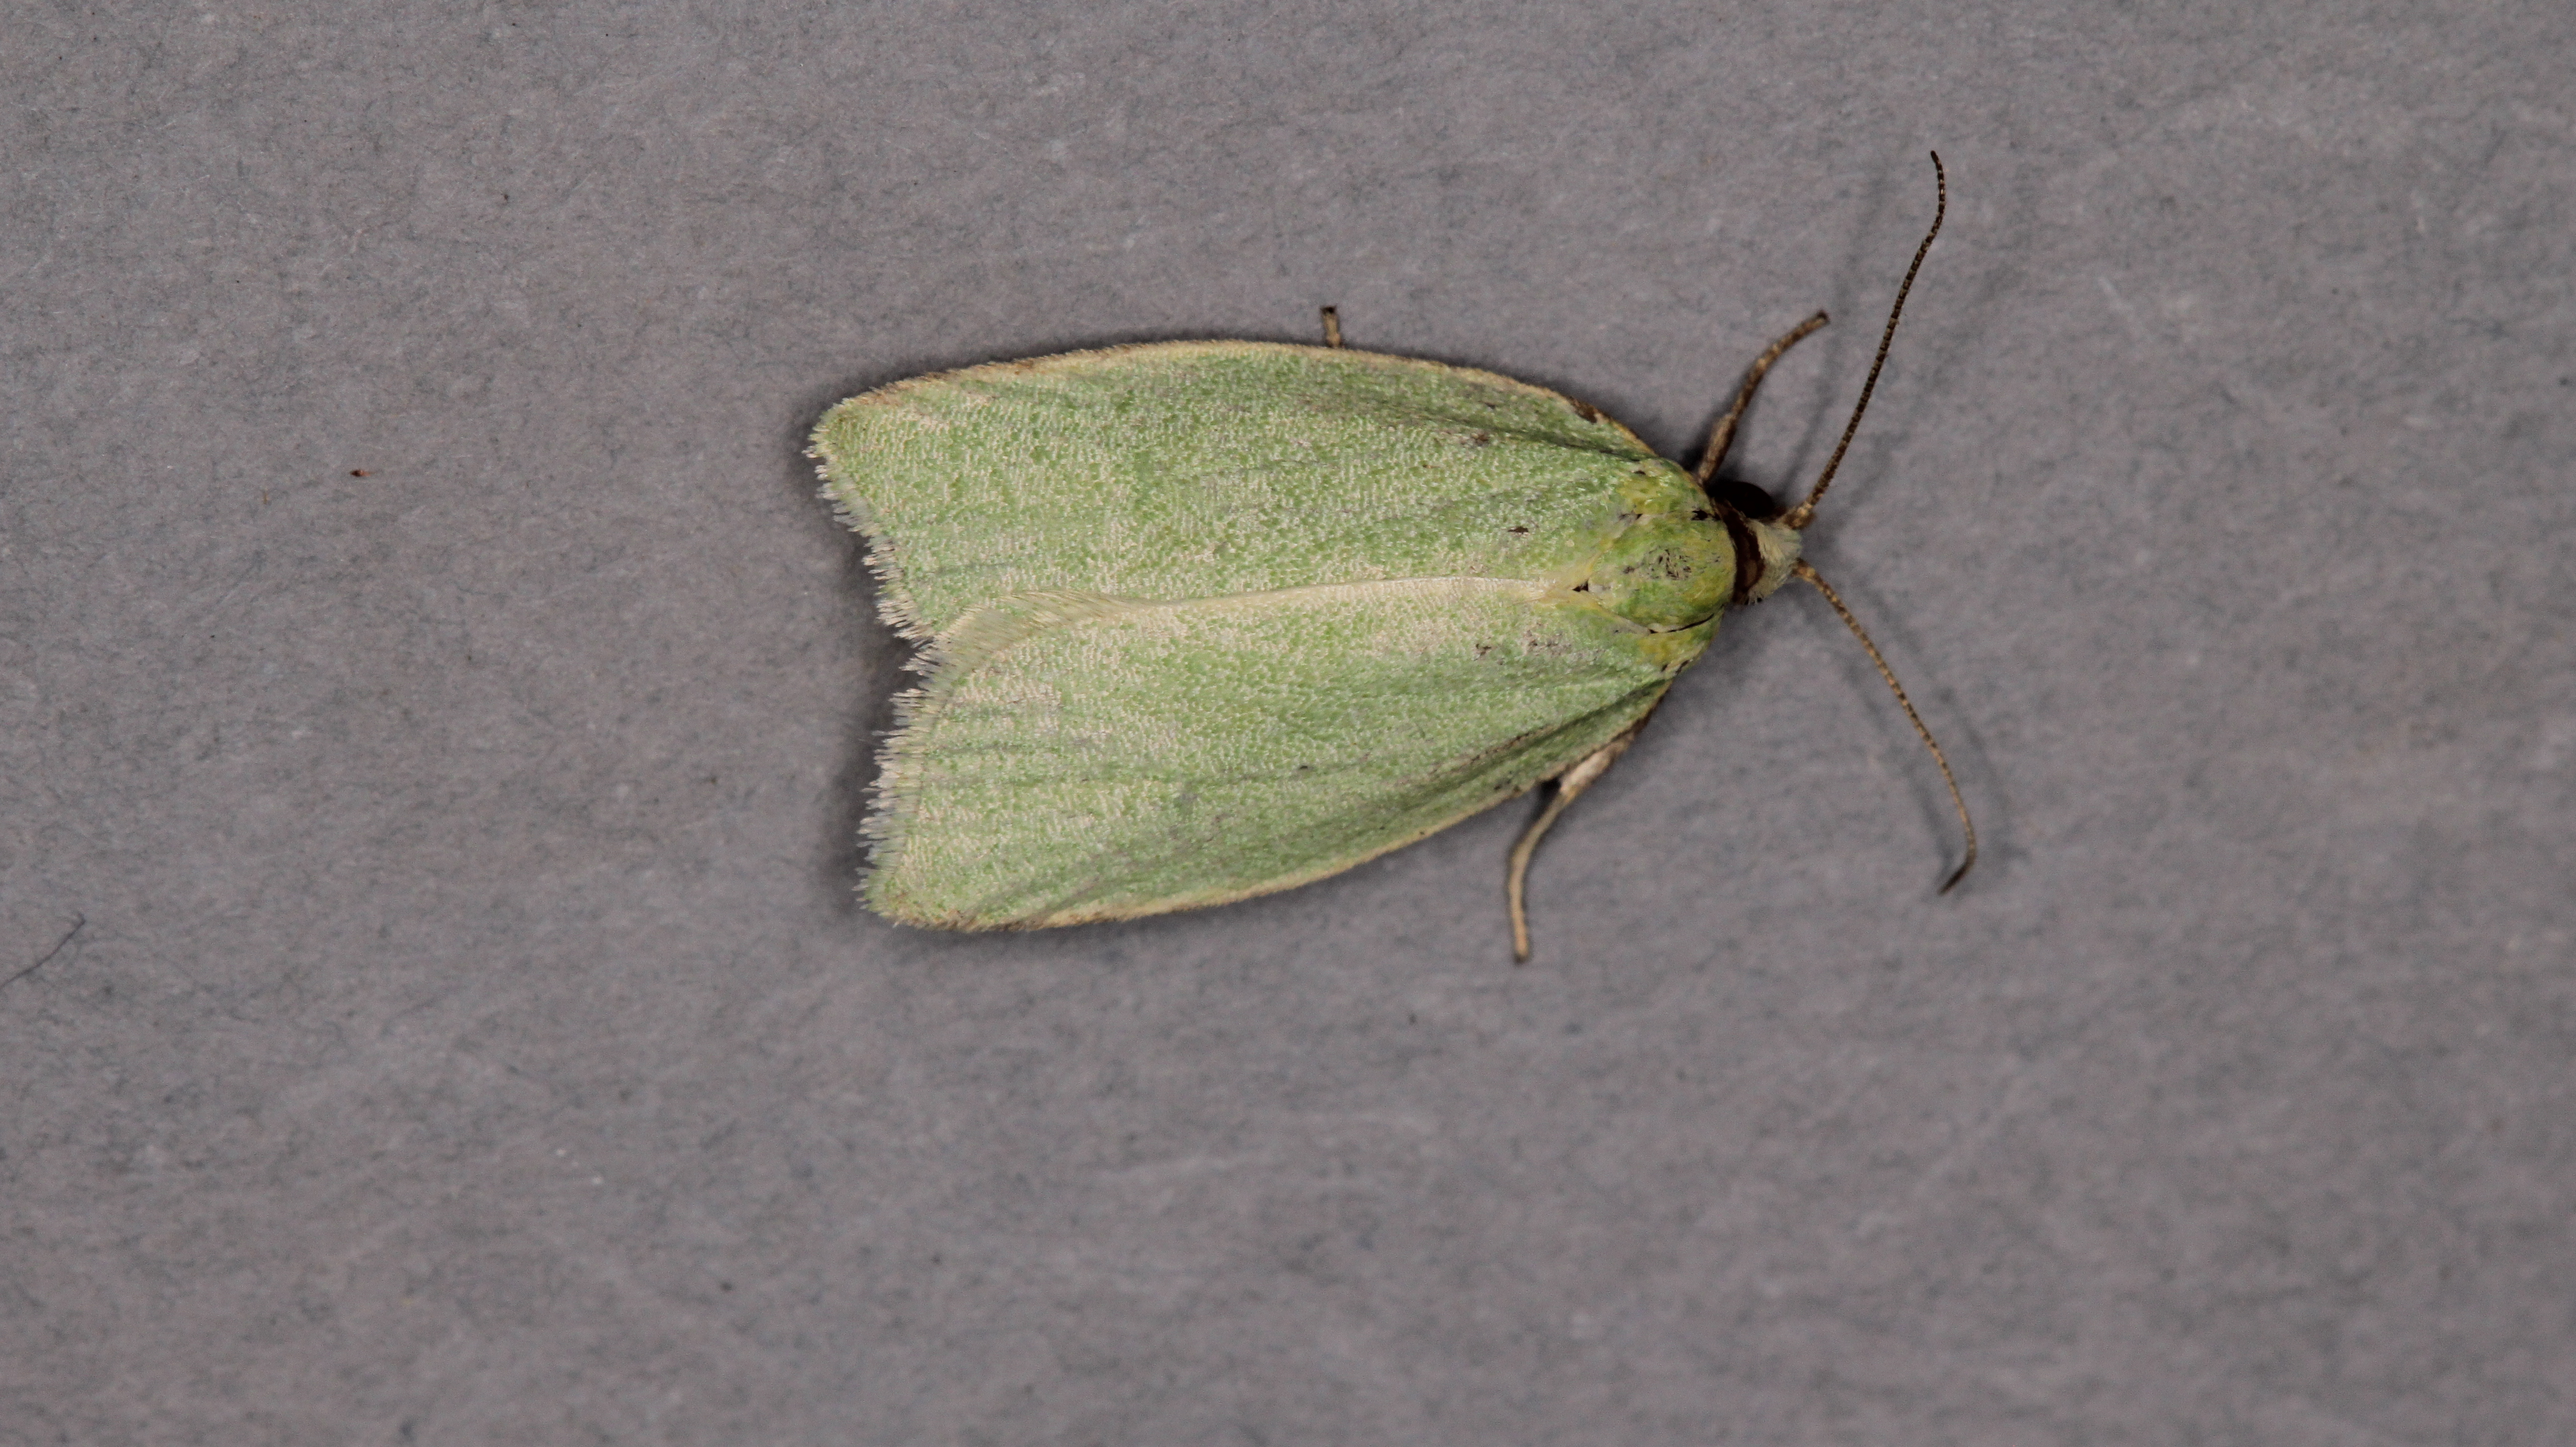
left=1704, top=475, right=1782, bottom=521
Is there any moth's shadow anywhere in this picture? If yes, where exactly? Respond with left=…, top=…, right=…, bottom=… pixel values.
left=816, top=547, right=910, bottom=917
left=790, top=369, right=917, bottom=916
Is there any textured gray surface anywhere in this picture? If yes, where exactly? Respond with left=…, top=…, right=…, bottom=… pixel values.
left=4, top=2, right=2571, bottom=1443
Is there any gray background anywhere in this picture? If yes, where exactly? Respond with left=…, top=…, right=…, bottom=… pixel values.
left=4, top=1, right=2569, bottom=1442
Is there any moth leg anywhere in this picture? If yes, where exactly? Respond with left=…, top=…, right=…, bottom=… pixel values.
left=1506, top=716, right=1650, bottom=963
left=1319, top=305, right=1343, bottom=347
left=1695, top=312, right=1828, bottom=486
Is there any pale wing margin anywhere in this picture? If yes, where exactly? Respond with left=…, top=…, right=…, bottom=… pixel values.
left=866, top=576, right=1683, bottom=928
left=809, top=342, right=1666, bottom=643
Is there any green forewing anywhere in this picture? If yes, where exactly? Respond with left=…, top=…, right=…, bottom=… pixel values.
left=811, top=342, right=1698, bottom=640
left=868, top=577, right=1704, bottom=928
left=813, top=340, right=1734, bottom=929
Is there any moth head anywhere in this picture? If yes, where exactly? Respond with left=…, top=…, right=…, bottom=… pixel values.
left=1699, top=476, right=1804, bottom=604
left=1740, top=514, right=1803, bottom=602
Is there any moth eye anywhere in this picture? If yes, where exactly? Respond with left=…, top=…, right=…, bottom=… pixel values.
left=1704, top=475, right=1783, bottom=520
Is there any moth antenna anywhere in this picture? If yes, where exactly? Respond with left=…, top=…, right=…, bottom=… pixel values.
left=1783, top=151, right=1946, bottom=531
left=1792, top=559, right=1976, bottom=892
left=1320, top=306, right=1344, bottom=348
left=1695, top=311, right=1829, bottom=486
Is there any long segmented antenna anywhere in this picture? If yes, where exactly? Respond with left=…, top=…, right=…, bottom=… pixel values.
left=1793, top=559, right=1976, bottom=891
left=1782, top=152, right=1946, bottom=531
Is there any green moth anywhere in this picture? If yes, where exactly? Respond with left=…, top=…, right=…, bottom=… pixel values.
left=811, top=156, right=1973, bottom=959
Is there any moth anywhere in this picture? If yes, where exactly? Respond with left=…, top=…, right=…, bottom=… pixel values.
left=811, top=155, right=1972, bottom=958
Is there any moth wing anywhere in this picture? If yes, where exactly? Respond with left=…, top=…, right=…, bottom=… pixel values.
left=810, top=341, right=1676, bottom=641
left=866, top=577, right=1696, bottom=929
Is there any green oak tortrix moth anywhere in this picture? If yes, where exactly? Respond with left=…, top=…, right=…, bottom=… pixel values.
left=811, top=154, right=1974, bottom=959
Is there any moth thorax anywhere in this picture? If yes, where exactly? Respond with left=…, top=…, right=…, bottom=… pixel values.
left=1588, top=514, right=1735, bottom=630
